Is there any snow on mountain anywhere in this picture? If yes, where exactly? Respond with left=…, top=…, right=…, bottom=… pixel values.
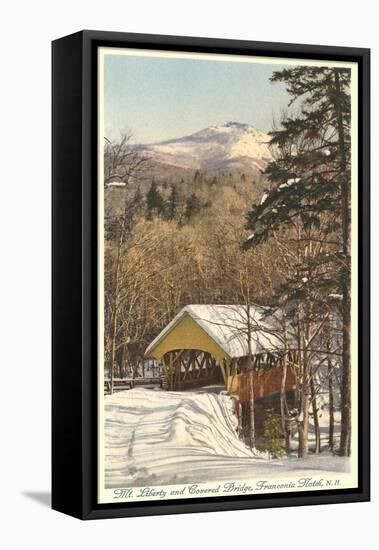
left=139, top=122, right=272, bottom=172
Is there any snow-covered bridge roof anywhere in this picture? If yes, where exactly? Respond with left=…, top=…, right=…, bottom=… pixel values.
left=145, top=304, right=283, bottom=360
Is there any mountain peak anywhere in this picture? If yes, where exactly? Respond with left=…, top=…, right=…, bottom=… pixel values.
left=140, top=123, right=272, bottom=172
left=224, top=121, right=249, bottom=129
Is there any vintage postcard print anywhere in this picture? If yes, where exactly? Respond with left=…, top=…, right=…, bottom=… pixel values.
left=97, top=47, right=358, bottom=504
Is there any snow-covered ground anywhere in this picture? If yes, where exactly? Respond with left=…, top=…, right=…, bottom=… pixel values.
left=104, top=388, right=350, bottom=489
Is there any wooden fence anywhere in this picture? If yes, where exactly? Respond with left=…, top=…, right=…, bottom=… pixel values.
left=104, top=376, right=166, bottom=394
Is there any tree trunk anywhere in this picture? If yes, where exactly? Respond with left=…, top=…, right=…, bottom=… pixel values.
left=297, top=420, right=305, bottom=457
left=249, top=367, right=256, bottom=449
left=326, top=323, right=334, bottom=451
left=120, top=345, right=126, bottom=379
left=296, top=307, right=309, bottom=459
left=109, top=304, right=118, bottom=395
left=298, top=389, right=309, bottom=458
left=328, top=354, right=335, bottom=451
left=280, top=324, right=291, bottom=455
left=310, top=374, right=321, bottom=453
left=340, top=295, right=351, bottom=456
left=334, top=70, right=351, bottom=457
left=109, top=232, right=123, bottom=394
left=246, top=302, right=256, bottom=449
left=300, top=331, right=310, bottom=457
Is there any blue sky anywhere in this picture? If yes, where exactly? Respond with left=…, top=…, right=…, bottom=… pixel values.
left=104, top=54, right=290, bottom=143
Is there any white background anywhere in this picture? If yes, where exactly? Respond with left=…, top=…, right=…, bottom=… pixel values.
left=0, top=0, right=376, bottom=548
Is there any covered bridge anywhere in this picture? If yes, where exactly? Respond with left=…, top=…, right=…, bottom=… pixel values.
left=145, top=304, right=295, bottom=401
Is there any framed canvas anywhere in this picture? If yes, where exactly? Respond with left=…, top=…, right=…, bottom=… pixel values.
left=52, top=30, right=370, bottom=520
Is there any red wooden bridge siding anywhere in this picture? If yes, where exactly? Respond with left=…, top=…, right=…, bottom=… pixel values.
left=227, top=367, right=296, bottom=403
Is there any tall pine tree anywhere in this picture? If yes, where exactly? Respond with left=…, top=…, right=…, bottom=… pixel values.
left=146, top=179, right=165, bottom=220
left=185, top=193, right=200, bottom=221
left=245, top=66, right=352, bottom=456
left=165, top=183, right=180, bottom=221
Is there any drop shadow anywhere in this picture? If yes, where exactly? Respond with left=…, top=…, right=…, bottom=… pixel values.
left=23, top=491, right=51, bottom=508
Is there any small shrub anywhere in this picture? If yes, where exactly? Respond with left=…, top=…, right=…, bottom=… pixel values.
left=261, top=408, right=285, bottom=458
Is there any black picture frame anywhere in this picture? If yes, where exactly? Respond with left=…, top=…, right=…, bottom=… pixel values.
left=52, top=30, right=370, bottom=520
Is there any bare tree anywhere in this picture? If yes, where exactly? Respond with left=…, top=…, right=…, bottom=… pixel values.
left=104, top=133, right=147, bottom=186
left=104, top=134, right=149, bottom=393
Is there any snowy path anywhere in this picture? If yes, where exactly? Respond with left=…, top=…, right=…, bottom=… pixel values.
left=104, top=388, right=350, bottom=488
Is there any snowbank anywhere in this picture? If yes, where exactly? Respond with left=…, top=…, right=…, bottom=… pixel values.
left=104, top=388, right=350, bottom=488
left=105, top=388, right=260, bottom=488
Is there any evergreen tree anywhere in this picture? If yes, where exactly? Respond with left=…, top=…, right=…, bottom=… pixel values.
left=165, top=183, right=180, bottom=221
left=244, top=66, right=352, bottom=456
left=262, top=409, right=285, bottom=458
left=184, top=192, right=200, bottom=221
left=193, top=169, right=201, bottom=184
left=146, top=179, right=165, bottom=220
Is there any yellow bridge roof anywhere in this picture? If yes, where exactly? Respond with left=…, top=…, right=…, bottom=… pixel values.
left=145, top=304, right=283, bottom=360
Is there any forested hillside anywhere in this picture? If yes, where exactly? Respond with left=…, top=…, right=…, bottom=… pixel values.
left=104, top=154, right=283, bottom=373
